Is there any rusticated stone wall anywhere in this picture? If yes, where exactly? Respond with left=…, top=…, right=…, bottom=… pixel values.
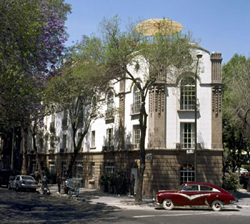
left=142, top=150, right=223, bottom=197
left=28, top=149, right=223, bottom=197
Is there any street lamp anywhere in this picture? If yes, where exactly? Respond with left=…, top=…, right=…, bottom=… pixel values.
left=194, top=53, right=202, bottom=182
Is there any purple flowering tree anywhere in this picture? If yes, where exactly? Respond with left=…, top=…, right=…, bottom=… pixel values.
left=0, top=0, right=71, bottom=174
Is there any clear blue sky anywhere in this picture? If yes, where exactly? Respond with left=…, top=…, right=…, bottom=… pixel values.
left=64, top=0, right=250, bottom=64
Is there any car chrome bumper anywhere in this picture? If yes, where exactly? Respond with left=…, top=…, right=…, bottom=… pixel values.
left=230, top=200, right=238, bottom=204
left=154, top=202, right=163, bottom=209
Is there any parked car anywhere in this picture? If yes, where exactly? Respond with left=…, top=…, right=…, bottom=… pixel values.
left=235, top=167, right=249, bottom=174
left=155, top=182, right=237, bottom=211
left=8, top=175, right=16, bottom=190
left=12, top=175, right=39, bottom=192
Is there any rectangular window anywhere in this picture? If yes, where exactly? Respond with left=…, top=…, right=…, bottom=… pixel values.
left=50, top=114, right=55, bottom=132
left=62, top=162, right=67, bottom=177
left=76, top=163, right=83, bottom=178
left=62, top=134, right=67, bottom=149
left=106, top=128, right=113, bottom=146
left=77, top=132, right=82, bottom=146
left=180, top=164, right=195, bottom=185
left=62, top=111, right=68, bottom=127
left=133, top=87, right=141, bottom=113
left=181, top=123, right=195, bottom=149
left=104, top=162, right=115, bottom=174
left=91, top=131, right=95, bottom=147
left=133, top=125, right=141, bottom=145
left=180, top=80, right=195, bottom=110
left=49, top=162, right=55, bottom=174
left=91, top=162, right=95, bottom=179
left=31, top=162, right=37, bottom=173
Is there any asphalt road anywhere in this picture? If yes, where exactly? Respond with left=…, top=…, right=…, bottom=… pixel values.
left=1, top=187, right=250, bottom=224
left=0, top=187, right=119, bottom=223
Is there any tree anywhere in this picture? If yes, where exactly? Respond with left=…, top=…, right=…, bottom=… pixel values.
left=0, top=0, right=71, bottom=173
left=222, top=54, right=250, bottom=173
left=93, top=16, right=195, bottom=203
left=44, top=36, right=107, bottom=177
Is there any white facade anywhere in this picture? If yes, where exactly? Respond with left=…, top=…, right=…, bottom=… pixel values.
left=42, top=46, right=220, bottom=155
left=35, top=45, right=223, bottom=195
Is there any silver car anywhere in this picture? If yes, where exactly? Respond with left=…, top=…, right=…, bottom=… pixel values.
left=12, top=175, right=39, bottom=192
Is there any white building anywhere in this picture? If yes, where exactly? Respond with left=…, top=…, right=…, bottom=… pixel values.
left=28, top=45, right=223, bottom=196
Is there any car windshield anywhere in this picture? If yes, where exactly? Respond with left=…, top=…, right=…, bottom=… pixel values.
left=22, top=176, right=34, bottom=180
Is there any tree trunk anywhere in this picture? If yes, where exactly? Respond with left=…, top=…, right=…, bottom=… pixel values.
left=21, top=125, right=28, bottom=175
left=66, top=125, right=86, bottom=178
left=135, top=100, right=147, bottom=203
left=11, top=128, right=15, bottom=170
left=31, top=128, right=42, bottom=178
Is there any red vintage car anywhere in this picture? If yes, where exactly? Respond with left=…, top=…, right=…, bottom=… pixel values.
left=155, top=182, right=237, bottom=211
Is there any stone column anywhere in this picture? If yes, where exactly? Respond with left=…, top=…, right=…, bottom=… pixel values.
left=211, top=53, right=223, bottom=150
left=148, top=82, right=166, bottom=148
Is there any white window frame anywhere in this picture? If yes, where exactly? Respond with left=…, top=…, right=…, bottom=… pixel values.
left=133, top=86, right=141, bottom=113
left=181, top=123, right=195, bottom=149
left=133, top=125, right=141, bottom=145
left=49, top=162, right=55, bottom=174
left=180, top=77, right=196, bottom=110
left=180, top=163, right=195, bottom=185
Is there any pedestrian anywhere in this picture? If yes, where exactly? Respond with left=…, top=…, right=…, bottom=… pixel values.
left=57, top=173, right=62, bottom=193
left=116, top=173, right=122, bottom=196
left=130, top=174, right=135, bottom=196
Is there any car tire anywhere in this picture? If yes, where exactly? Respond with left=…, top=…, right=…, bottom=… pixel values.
left=8, top=184, right=11, bottom=190
left=211, top=200, right=223, bottom=211
left=16, top=185, right=19, bottom=192
left=162, top=199, right=174, bottom=210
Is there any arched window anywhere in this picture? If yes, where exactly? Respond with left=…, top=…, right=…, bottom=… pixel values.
left=180, top=77, right=195, bottom=110
left=180, top=163, right=194, bottom=185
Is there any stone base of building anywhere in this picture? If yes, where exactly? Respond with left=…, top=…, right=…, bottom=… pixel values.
left=27, top=149, right=223, bottom=197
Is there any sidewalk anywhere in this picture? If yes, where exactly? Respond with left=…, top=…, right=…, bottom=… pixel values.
left=46, top=184, right=155, bottom=209
left=235, top=189, right=250, bottom=208
left=45, top=184, right=250, bottom=209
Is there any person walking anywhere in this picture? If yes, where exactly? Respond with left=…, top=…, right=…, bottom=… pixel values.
left=130, top=174, right=135, bottom=196
left=57, top=173, right=62, bottom=193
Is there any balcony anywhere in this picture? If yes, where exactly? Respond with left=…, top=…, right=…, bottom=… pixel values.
left=105, top=108, right=114, bottom=121
left=102, top=145, right=114, bottom=152
left=126, top=143, right=140, bottom=150
left=177, top=99, right=200, bottom=111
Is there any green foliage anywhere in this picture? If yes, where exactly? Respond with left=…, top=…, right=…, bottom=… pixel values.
left=223, top=171, right=242, bottom=192
left=0, top=0, right=71, bottom=130
left=222, top=54, right=250, bottom=172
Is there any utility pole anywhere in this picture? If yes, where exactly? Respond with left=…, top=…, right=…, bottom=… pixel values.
left=194, top=53, right=203, bottom=182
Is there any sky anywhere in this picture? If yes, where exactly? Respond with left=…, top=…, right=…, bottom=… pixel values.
left=64, top=0, right=250, bottom=64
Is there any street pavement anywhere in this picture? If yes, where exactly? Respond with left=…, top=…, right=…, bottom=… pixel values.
left=44, top=184, right=250, bottom=210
